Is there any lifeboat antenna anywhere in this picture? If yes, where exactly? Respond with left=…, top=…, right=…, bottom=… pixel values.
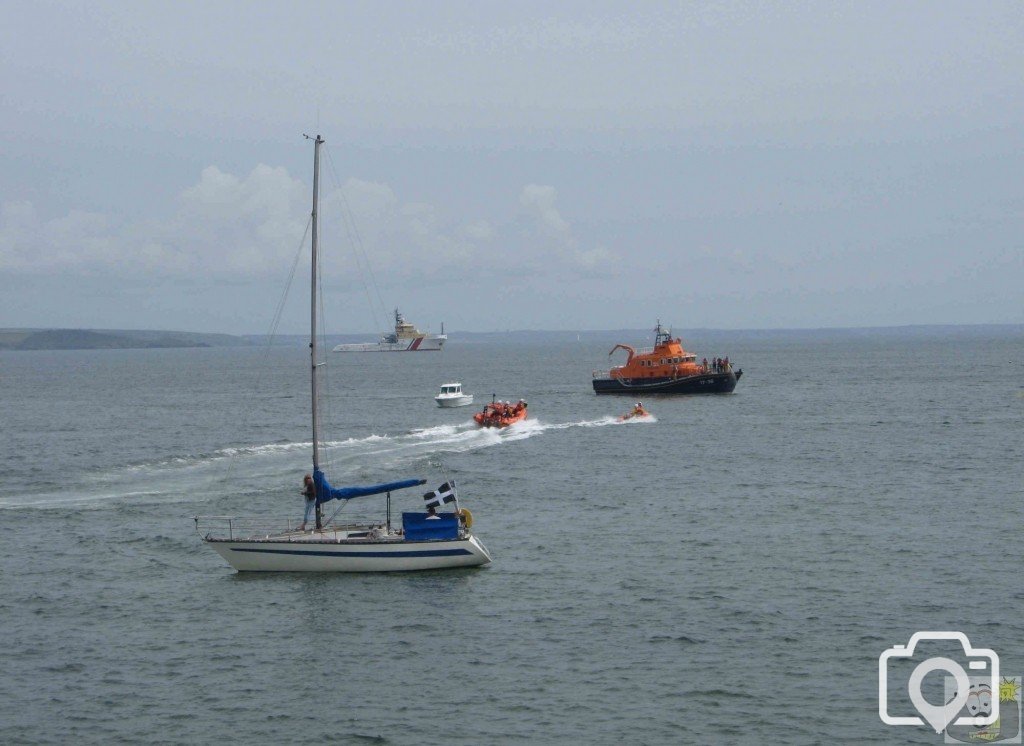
left=654, top=319, right=672, bottom=346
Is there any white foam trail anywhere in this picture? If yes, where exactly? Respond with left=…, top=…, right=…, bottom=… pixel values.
left=617, top=415, right=658, bottom=425
left=407, top=424, right=471, bottom=439
left=3, top=414, right=654, bottom=509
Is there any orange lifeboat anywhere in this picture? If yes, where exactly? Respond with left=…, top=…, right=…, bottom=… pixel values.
left=474, top=398, right=528, bottom=428
left=593, top=321, right=742, bottom=395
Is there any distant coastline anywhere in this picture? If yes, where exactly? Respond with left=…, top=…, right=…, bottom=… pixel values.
left=251, top=323, right=1024, bottom=348
left=0, top=329, right=251, bottom=351
left=2, top=323, right=1020, bottom=351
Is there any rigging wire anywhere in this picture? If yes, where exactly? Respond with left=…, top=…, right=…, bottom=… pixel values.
left=270, top=217, right=313, bottom=349
left=221, top=142, right=441, bottom=526
left=221, top=214, right=312, bottom=490
left=315, top=205, right=336, bottom=483
left=323, top=143, right=390, bottom=335
left=312, top=188, right=373, bottom=519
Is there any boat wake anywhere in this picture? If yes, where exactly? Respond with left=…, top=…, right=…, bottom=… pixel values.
left=321, top=415, right=653, bottom=470
left=2, top=415, right=651, bottom=510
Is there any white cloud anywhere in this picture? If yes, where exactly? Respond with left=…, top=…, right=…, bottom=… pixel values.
left=324, top=182, right=482, bottom=280
left=518, top=184, right=618, bottom=275
left=0, top=168, right=618, bottom=287
left=1, top=165, right=318, bottom=277
left=334, top=178, right=398, bottom=224
left=174, top=164, right=309, bottom=275
left=462, top=220, right=494, bottom=241
left=0, top=201, right=124, bottom=272
left=0, top=201, right=40, bottom=271
left=0, top=165, right=311, bottom=277
left=520, top=184, right=571, bottom=237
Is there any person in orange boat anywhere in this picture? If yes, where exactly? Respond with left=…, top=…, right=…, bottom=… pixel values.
left=618, top=401, right=648, bottom=421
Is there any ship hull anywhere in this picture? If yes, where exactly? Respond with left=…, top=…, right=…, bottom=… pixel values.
left=333, top=334, right=446, bottom=352
left=206, top=534, right=491, bottom=572
left=473, top=412, right=527, bottom=428
left=436, top=395, right=473, bottom=407
left=593, top=370, right=741, bottom=394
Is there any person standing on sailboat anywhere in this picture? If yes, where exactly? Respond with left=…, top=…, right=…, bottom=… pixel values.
left=299, top=474, right=316, bottom=531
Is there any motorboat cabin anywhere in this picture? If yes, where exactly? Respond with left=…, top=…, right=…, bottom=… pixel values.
left=435, top=382, right=474, bottom=408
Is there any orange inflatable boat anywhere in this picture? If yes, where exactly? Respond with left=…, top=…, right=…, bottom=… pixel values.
left=474, top=398, right=528, bottom=428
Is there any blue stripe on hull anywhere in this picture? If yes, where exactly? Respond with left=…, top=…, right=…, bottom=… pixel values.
left=231, top=547, right=473, bottom=558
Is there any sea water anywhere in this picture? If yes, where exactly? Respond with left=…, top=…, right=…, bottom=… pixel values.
left=1, top=330, right=1021, bottom=744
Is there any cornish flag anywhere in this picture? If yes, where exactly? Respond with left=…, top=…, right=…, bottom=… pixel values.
left=423, top=481, right=456, bottom=510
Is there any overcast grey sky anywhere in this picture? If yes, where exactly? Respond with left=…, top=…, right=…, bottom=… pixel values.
left=2, top=1, right=1021, bottom=334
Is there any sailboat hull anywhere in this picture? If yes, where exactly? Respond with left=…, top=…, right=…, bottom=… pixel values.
left=205, top=534, right=491, bottom=572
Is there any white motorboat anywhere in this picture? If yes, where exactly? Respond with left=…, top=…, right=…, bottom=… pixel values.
left=333, top=309, right=446, bottom=352
left=196, top=135, right=491, bottom=573
left=435, top=382, right=473, bottom=408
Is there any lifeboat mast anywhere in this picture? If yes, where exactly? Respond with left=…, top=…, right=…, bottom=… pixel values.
left=654, top=319, right=672, bottom=346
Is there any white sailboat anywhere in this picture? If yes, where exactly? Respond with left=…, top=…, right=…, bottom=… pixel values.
left=196, top=135, right=491, bottom=572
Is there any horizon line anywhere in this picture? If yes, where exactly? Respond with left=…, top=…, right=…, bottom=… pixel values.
left=3, top=321, right=1023, bottom=337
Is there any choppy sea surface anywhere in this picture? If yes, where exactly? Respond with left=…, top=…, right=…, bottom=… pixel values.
left=1, top=330, right=1022, bottom=745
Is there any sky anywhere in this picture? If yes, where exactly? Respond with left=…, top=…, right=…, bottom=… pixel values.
left=1, top=1, right=1022, bottom=334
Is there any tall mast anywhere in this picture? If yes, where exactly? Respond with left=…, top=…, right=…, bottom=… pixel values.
left=306, top=134, right=324, bottom=528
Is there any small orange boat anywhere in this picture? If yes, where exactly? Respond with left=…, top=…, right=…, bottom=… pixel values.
left=617, top=402, right=651, bottom=421
left=474, top=397, right=528, bottom=428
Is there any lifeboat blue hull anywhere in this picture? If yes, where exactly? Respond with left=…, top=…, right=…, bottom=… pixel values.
left=593, top=370, right=741, bottom=394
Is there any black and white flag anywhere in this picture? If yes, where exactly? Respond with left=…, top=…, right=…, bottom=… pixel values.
left=423, top=481, right=457, bottom=510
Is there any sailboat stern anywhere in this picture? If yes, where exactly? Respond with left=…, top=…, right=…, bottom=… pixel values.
left=464, top=533, right=492, bottom=566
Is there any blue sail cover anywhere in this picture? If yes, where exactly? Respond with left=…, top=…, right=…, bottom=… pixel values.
left=313, top=469, right=425, bottom=505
